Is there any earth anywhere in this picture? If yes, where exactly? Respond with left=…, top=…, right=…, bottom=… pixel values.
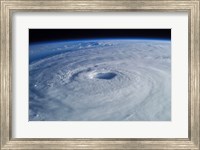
left=29, top=39, right=171, bottom=121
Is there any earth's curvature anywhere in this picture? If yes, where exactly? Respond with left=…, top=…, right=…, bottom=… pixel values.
left=29, top=39, right=171, bottom=121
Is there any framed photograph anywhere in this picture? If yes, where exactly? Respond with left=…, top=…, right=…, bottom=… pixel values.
left=0, top=0, right=199, bottom=149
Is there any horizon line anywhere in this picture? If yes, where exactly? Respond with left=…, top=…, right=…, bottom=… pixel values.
left=30, top=38, right=171, bottom=45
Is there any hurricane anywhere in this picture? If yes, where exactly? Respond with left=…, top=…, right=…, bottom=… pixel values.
left=29, top=39, right=171, bottom=121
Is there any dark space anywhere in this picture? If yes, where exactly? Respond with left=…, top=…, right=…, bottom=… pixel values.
left=29, top=29, right=171, bottom=44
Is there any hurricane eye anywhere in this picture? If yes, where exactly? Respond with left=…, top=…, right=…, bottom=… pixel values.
left=94, top=72, right=116, bottom=80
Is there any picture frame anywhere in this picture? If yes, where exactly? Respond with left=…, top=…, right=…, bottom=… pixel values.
left=0, top=0, right=199, bottom=149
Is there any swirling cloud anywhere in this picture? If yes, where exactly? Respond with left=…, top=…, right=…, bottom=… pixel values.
left=29, top=39, right=171, bottom=121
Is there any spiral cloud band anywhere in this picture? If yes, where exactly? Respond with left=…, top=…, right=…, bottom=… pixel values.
left=29, top=39, right=171, bottom=121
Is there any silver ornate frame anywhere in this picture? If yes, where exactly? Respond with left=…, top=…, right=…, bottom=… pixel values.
left=0, top=0, right=199, bottom=149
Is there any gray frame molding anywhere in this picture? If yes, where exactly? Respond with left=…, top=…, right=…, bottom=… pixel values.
left=0, top=0, right=199, bottom=149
